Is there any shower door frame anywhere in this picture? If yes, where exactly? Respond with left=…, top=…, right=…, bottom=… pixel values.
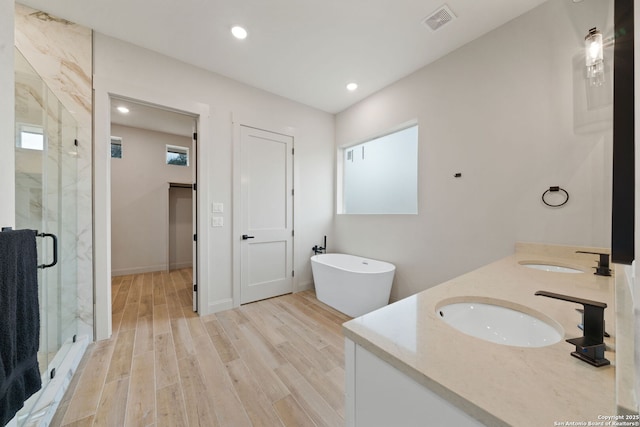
left=14, top=46, right=87, bottom=425
left=14, top=48, right=80, bottom=380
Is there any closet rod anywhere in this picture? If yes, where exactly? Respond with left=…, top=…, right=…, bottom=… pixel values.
left=169, top=183, right=192, bottom=189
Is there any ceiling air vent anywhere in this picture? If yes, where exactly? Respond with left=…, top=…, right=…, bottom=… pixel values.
left=422, top=5, right=456, bottom=32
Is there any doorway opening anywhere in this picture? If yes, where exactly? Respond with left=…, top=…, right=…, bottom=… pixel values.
left=109, top=98, right=199, bottom=317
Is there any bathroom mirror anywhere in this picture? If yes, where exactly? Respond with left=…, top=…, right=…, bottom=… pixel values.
left=611, top=0, right=634, bottom=265
left=553, top=0, right=633, bottom=262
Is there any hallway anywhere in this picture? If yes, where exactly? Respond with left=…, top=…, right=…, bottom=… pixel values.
left=52, top=269, right=348, bottom=426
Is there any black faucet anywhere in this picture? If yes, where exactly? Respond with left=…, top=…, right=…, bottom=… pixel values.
left=535, top=291, right=609, bottom=367
left=576, top=308, right=610, bottom=338
left=575, top=251, right=611, bottom=276
left=312, top=235, right=327, bottom=255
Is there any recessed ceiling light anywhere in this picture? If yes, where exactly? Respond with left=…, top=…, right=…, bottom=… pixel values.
left=231, top=26, right=248, bottom=40
left=117, top=106, right=129, bottom=114
left=346, top=83, right=358, bottom=91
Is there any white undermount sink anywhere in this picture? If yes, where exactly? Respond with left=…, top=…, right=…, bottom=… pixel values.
left=519, top=262, right=583, bottom=274
left=437, top=300, right=563, bottom=348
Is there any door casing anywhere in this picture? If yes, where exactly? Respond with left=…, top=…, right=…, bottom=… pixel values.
left=239, top=125, right=294, bottom=304
left=232, top=117, right=297, bottom=308
left=93, top=76, right=210, bottom=340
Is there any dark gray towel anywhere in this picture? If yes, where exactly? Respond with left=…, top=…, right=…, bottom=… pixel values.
left=0, top=229, right=41, bottom=426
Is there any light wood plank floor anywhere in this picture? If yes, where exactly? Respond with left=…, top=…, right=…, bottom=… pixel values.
left=51, top=269, right=350, bottom=427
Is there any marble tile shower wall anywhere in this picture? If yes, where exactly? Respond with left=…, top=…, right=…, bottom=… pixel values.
left=15, top=4, right=93, bottom=339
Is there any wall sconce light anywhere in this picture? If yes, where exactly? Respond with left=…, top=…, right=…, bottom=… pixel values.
left=585, top=27, right=604, bottom=86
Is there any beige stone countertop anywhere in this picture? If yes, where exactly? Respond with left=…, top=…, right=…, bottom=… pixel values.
left=343, top=243, right=617, bottom=427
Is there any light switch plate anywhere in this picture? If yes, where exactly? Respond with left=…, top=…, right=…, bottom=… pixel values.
left=212, top=203, right=224, bottom=213
left=211, top=217, right=223, bottom=227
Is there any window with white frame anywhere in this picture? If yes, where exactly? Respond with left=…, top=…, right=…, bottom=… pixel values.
left=166, top=145, right=189, bottom=166
left=341, top=124, right=418, bottom=214
left=110, top=136, right=122, bottom=158
left=17, top=124, right=44, bottom=151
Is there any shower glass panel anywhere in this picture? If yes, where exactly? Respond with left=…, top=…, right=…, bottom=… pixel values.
left=14, top=48, right=78, bottom=396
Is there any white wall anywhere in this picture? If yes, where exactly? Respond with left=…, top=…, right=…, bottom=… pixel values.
left=93, top=33, right=335, bottom=336
left=335, top=0, right=614, bottom=301
left=0, top=0, right=14, bottom=228
left=110, top=124, right=193, bottom=275
left=168, top=186, right=193, bottom=270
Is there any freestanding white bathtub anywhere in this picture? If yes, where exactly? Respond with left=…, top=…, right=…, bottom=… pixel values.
left=310, top=253, right=396, bottom=318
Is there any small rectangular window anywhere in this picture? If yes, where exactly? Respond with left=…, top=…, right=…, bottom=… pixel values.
left=166, top=145, right=189, bottom=166
left=17, top=124, right=44, bottom=151
left=111, top=137, right=122, bottom=159
left=341, top=124, right=418, bottom=214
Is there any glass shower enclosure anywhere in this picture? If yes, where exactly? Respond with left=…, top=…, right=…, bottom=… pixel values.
left=14, top=48, right=80, bottom=425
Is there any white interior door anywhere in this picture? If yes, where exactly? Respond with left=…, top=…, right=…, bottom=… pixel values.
left=240, top=125, right=293, bottom=304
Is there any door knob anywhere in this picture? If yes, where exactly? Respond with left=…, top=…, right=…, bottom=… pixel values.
left=242, top=234, right=255, bottom=240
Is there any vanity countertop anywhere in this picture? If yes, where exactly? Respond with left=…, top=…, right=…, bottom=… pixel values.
left=342, top=243, right=617, bottom=427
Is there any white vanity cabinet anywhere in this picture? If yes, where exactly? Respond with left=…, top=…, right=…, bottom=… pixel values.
left=342, top=247, right=616, bottom=427
left=345, top=338, right=486, bottom=427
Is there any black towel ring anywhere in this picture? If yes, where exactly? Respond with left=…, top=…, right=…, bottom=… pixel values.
left=542, top=186, right=569, bottom=207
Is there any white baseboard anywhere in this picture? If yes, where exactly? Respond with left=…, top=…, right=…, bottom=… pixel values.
left=169, top=261, right=193, bottom=270
left=205, top=298, right=233, bottom=315
left=296, top=280, right=314, bottom=292
left=111, top=264, right=168, bottom=276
